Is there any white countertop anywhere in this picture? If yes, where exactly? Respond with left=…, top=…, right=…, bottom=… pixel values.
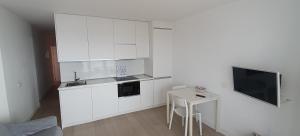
left=58, top=74, right=154, bottom=91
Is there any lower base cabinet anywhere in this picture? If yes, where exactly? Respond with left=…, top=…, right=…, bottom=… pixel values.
left=154, top=77, right=172, bottom=105
left=140, top=80, right=154, bottom=108
left=59, top=78, right=172, bottom=129
left=118, top=95, right=141, bottom=113
left=92, top=83, right=118, bottom=120
left=59, top=88, right=92, bottom=128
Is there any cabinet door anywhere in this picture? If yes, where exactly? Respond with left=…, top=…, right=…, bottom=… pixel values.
left=92, top=83, right=118, bottom=119
left=87, top=17, right=114, bottom=60
left=55, top=14, right=89, bottom=62
left=114, top=45, right=136, bottom=59
left=154, top=78, right=172, bottom=105
left=118, top=95, right=141, bottom=113
left=59, top=88, right=92, bottom=128
left=114, top=20, right=135, bottom=44
left=153, top=29, right=172, bottom=77
left=136, top=22, right=150, bottom=58
left=140, top=80, right=154, bottom=108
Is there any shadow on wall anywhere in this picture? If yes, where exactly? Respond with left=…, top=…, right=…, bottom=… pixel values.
left=31, top=27, right=58, bottom=100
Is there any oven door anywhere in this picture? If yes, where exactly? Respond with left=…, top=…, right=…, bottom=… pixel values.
left=118, top=81, right=140, bottom=97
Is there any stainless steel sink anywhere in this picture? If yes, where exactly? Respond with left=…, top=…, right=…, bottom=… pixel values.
left=66, top=80, right=87, bottom=87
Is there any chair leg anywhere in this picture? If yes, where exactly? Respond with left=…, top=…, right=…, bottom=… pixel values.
left=182, top=117, right=184, bottom=127
left=168, top=105, right=175, bottom=130
left=195, top=115, right=199, bottom=122
left=198, top=113, right=202, bottom=136
left=184, top=114, right=188, bottom=136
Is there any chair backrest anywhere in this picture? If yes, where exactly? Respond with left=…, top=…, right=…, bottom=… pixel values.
left=171, top=85, right=188, bottom=108
left=172, top=95, right=188, bottom=108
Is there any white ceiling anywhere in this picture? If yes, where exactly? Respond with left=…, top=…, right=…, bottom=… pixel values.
left=0, top=0, right=237, bottom=26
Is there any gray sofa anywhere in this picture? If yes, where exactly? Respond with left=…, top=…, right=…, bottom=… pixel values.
left=0, top=116, right=63, bottom=136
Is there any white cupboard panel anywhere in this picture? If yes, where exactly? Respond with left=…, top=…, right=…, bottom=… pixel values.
left=87, top=17, right=114, bottom=60
left=59, top=88, right=92, bottom=127
left=92, top=83, right=118, bottom=119
left=118, top=95, right=140, bottom=113
left=136, top=22, right=150, bottom=58
left=115, top=45, right=136, bottom=59
left=55, top=14, right=89, bottom=62
left=140, top=80, right=154, bottom=108
left=114, top=20, right=135, bottom=44
left=153, top=29, right=172, bottom=77
left=154, top=78, right=172, bottom=105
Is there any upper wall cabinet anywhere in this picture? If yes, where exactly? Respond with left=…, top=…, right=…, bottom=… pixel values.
left=114, top=20, right=136, bottom=45
left=87, top=17, right=114, bottom=60
left=136, top=22, right=150, bottom=58
left=55, top=14, right=89, bottom=62
left=114, top=45, right=137, bottom=59
left=55, top=14, right=150, bottom=61
left=114, top=20, right=137, bottom=59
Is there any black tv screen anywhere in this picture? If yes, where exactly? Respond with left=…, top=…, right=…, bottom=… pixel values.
left=232, top=67, right=281, bottom=107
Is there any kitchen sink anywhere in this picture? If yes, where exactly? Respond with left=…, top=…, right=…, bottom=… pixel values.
left=66, top=80, right=87, bottom=87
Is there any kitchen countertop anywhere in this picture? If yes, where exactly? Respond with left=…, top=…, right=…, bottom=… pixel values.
left=58, top=74, right=154, bottom=91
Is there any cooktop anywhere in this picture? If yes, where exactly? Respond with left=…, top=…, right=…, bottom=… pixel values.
left=114, top=76, right=138, bottom=81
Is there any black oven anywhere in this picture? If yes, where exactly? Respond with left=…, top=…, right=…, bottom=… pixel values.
left=118, top=81, right=140, bottom=97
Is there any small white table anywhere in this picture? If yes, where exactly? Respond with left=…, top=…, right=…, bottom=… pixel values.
left=166, top=87, right=220, bottom=136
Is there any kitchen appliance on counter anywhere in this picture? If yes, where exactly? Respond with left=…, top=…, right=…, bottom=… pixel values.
left=118, top=80, right=140, bottom=97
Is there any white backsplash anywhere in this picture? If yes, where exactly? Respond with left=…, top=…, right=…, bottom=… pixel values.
left=60, top=60, right=145, bottom=82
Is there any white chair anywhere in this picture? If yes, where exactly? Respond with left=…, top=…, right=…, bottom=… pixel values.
left=171, top=85, right=188, bottom=127
left=169, top=86, right=203, bottom=136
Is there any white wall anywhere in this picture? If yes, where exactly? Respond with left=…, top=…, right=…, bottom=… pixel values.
left=173, top=0, right=299, bottom=135
left=59, top=59, right=145, bottom=82
left=0, top=6, right=39, bottom=122
left=0, top=48, right=11, bottom=122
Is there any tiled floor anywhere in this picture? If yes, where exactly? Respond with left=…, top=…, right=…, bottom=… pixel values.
left=33, top=91, right=224, bottom=136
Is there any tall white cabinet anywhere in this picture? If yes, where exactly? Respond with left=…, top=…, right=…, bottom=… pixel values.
left=55, top=14, right=89, bottom=62
left=87, top=17, right=114, bottom=60
left=152, top=29, right=173, bottom=77
left=144, top=21, right=174, bottom=106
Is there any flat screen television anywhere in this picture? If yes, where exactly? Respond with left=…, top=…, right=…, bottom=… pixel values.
left=232, top=67, right=281, bottom=107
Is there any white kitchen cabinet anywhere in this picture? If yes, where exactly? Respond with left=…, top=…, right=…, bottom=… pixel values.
left=118, top=95, right=140, bottom=113
left=114, top=45, right=136, bottom=59
left=114, top=20, right=136, bottom=59
left=92, top=83, right=118, bottom=119
left=114, top=20, right=136, bottom=44
left=59, top=88, right=92, bottom=128
left=55, top=14, right=89, bottom=62
left=87, top=17, right=114, bottom=60
left=152, top=29, right=173, bottom=77
left=154, top=77, right=172, bottom=105
left=136, top=22, right=150, bottom=58
left=140, top=80, right=154, bottom=108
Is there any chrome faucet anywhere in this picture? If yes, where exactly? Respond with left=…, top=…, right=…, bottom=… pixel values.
left=74, top=72, right=80, bottom=81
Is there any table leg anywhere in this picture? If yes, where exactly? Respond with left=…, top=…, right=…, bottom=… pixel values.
left=189, top=103, right=193, bottom=136
left=215, top=99, right=220, bottom=131
left=167, top=93, right=170, bottom=124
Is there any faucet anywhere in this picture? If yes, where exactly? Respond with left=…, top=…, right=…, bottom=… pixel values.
left=74, top=72, right=80, bottom=82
